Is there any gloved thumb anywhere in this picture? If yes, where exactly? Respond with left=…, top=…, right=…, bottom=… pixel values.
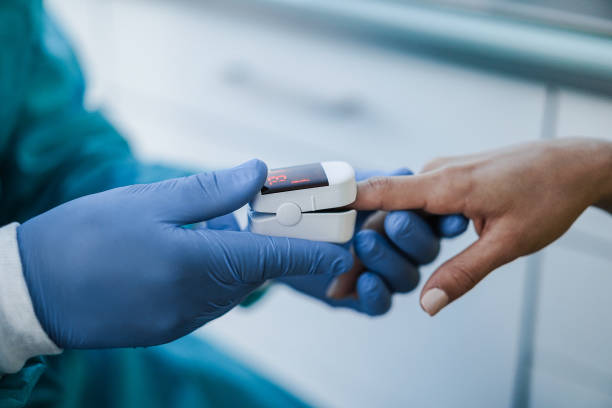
left=193, top=231, right=354, bottom=283
left=419, top=233, right=509, bottom=316
left=147, top=159, right=267, bottom=224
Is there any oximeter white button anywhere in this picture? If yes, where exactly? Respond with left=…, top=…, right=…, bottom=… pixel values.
left=276, top=202, right=302, bottom=226
left=249, top=161, right=357, bottom=243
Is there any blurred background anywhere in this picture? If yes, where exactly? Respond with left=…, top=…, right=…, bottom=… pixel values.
left=46, top=1, right=612, bottom=407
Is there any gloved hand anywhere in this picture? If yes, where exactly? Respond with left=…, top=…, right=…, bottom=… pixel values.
left=277, top=168, right=468, bottom=316
left=17, top=159, right=353, bottom=349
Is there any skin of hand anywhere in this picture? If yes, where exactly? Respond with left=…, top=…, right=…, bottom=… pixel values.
left=17, top=160, right=353, bottom=349
left=277, top=168, right=467, bottom=316
left=350, top=138, right=612, bottom=316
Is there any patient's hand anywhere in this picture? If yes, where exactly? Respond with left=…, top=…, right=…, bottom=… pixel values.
left=278, top=168, right=467, bottom=316
left=351, top=138, right=612, bottom=316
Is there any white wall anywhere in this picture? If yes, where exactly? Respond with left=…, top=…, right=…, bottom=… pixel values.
left=46, top=1, right=612, bottom=407
left=529, top=90, right=612, bottom=408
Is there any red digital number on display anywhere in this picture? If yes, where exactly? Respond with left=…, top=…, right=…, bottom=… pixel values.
left=262, top=164, right=326, bottom=195
left=291, top=178, right=311, bottom=184
left=267, top=174, right=287, bottom=185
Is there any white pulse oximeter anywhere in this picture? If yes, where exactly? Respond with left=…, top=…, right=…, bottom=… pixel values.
left=248, top=161, right=357, bottom=243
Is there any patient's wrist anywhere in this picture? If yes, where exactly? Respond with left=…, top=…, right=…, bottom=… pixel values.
left=592, top=140, right=612, bottom=213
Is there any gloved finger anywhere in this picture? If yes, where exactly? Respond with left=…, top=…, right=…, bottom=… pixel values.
left=190, top=230, right=354, bottom=283
left=354, top=272, right=392, bottom=316
left=277, top=274, right=335, bottom=300
left=328, top=208, right=392, bottom=299
left=436, top=214, right=469, bottom=238
left=390, top=167, right=413, bottom=177
left=281, top=272, right=391, bottom=316
left=206, top=214, right=240, bottom=231
left=385, top=211, right=440, bottom=265
left=143, top=159, right=267, bottom=225
left=353, top=230, right=419, bottom=293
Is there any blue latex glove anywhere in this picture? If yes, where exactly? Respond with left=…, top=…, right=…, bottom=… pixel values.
left=278, top=168, right=468, bottom=316
left=17, top=159, right=353, bottom=349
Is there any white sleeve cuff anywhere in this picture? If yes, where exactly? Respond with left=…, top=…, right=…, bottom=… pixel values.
left=0, top=223, right=62, bottom=375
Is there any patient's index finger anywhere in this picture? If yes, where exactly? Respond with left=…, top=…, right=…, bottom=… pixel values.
left=349, top=175, right=430, bottom=211
left=349, top=173, right=463, bottom=214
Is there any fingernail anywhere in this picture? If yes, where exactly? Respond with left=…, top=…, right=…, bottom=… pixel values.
left=326, top=277, right=340, bottom=298
left=421, top=288, right=449, bottom=316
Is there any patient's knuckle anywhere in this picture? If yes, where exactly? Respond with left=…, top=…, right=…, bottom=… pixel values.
left=366, top=176, right=390, bottom=192
left=365, top=176, right=392, bottom=205
left=429, top=166, right=473, bottom=207
left=438, top=164, right=464, bottom=181
left=423, top=157, right=449, bottom=172
left=444, top=262, right=478, bottom=295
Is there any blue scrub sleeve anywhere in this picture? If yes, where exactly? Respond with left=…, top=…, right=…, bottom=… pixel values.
left=0, top=8, right=190, bottom=225
left=0, top=358, right=47, bottom=408
left=0, top=5, right=266, bottom=406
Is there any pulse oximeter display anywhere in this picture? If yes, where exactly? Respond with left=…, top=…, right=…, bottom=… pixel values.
left=249, top=161, right=357, bottom=243
left=262, top=163, right=329, bottom=195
